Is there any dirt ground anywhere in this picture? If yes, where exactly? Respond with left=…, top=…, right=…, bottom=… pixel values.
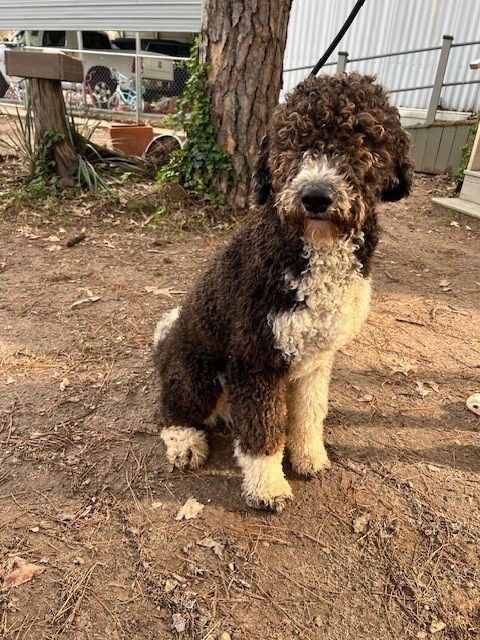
left=0, top=115, right=480, bottom=640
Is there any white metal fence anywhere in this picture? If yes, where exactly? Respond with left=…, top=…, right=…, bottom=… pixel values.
left=284, top=0, right=480, bottom=113
left=0, top=43, right=189, bottom=119
left=283, top=35, right=480, bottom=121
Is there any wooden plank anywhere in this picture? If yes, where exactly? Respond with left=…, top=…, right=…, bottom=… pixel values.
left=408, top=126, right=429, bottom=172
left=433, top=124, right=457, bottom=173
left=467, top=126, right=480, bottom=171
left=460, top=170, right=480, bottom=204
left=451, top=123, right=472, bottom=173
left=5, top=49, right=83, bottom=82
left=422, top=125, right=442, bottom=173
left=432, top=196, right=480, bottom=219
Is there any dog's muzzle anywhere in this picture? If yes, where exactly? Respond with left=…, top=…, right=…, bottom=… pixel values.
left=300, top=185, right=334, bottom=219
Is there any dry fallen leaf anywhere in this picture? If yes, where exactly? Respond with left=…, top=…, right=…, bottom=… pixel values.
left=17, top=227, right=42, bottom=239
left=353, top=513, right=370, bottom=534
left=466, top=393, right=480, bottom=416
left=1, top=557, right=45, bottom=591
left=70, top=295, right=102, bottom=309
left=343, top=459, right=366, bottom=475
left=438, top=279, right=451, bottom=291
left=430, top=620, right=446, bottom=634
left=197, top=537, right=225, bottom=558
left=424, top=380, right=440, bottom=394
left=59, top=378, right=70, bottom=391
left=415, top=381, right=431, bottom=397
left=175, top=497, right=204, bottom=521
left=145, top=286, right=186, bottom=298
left=357, top=394, right=374, bottom=403
left=172, top=613, right=187, bottom=633
left=389, top=361, right=417, bottom=376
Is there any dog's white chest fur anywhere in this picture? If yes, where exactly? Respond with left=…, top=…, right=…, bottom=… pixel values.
left=269, top=237, right=371, bottom=373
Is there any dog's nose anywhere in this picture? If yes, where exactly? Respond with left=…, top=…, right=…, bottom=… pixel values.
left=301, top=186, right=333, bottom=215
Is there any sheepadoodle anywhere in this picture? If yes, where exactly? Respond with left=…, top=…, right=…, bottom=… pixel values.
left=153, top=72, right=413, bottom=512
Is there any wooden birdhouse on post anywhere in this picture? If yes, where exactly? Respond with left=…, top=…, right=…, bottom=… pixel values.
left=5, top=49, right=84, bottom=185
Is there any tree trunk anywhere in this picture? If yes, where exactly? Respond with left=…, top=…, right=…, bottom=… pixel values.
left=29, top=78, right=78, bottom=185
left=200, top=0, right=293, bottom=209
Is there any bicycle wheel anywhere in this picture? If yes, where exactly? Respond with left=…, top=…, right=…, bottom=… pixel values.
left=107, top=93, right=120, bottom=110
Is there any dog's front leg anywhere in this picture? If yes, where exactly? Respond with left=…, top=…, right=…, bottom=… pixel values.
left=287, top=353, right=334, bottom=476
left=227, top=363, right=292, bottom=512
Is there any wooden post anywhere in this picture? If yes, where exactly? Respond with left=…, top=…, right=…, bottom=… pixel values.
left=5, top=50, right=84, bottom=185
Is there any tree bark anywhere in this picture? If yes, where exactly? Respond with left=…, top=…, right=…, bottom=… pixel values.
left=29, top=78, right=78, bottom=185
left=200, top=0, right=293, bottom=209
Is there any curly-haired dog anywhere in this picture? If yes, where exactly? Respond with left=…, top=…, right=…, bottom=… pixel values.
left=153, top=72, right=413, bottom=512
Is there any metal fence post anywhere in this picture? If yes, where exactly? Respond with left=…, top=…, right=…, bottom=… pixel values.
left=425, top=35, right=453, bottom=126
left=76, top=31, right=86, bottom=109
left=337, top=51, right=349, bottom=73
left=135, top=31, right=142, bottom=124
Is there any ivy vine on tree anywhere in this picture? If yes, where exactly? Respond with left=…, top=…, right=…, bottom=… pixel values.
left=157, top=41, right=234, bottom=202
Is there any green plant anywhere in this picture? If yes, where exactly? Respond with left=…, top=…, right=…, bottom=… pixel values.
left=157, top=40, right=234, bottom=202
left=151, top=205, right=167, bottom=222
left=1, top=103, right=148, bottom=197
left=1, top=105, right=36, bottom=174
left=454, top=112, right=479, bottom=183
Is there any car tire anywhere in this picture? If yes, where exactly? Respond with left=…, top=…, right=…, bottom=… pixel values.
left=0, top=71, right=10, bottom=99
left=87, top=67, right=116, bottom=108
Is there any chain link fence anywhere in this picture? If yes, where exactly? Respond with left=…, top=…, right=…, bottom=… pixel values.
left=0, top=42, right=189, bottom=118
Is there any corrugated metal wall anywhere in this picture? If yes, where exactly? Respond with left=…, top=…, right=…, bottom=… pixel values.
left=0, top=0, right=478, bottom=111
left=284, top=0, right=480, bottom=112
left=0, top=0, right=201, bottom=32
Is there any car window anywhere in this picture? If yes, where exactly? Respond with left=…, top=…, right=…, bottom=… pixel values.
left=11, top=31, right=40, bottom=46
left=82, top=31, right=112, bottom=50
left=43, top=31, right=66, bottom=47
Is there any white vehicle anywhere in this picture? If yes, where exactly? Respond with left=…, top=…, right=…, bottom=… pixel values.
left=4, top=30, right=175, bottom=106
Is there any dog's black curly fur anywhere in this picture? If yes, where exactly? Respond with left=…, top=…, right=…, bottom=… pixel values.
left=153, top=72, right=413, bottom=510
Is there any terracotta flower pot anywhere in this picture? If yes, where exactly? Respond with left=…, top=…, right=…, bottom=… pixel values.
left=109, top=124, right=154, bottom=157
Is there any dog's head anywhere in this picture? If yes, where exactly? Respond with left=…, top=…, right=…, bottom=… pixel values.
left=252, top=73, right=413, bottom=243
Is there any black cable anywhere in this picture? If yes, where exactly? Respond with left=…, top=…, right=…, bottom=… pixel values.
left=309, top=0, right=368, bottom=76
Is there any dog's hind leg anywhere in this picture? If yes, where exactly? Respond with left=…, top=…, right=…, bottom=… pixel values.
left=155, top=354, right=223, bottom=472
left=286, top=353, right=334, bottom=476
left=227, top=363, right=293, bottom=512
left=157, top=369, right=221, bottom=471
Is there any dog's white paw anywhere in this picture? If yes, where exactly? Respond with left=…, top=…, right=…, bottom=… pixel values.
left=234, top=442, right=293, bottom=513
left=290, top=445, right=331, bottom=477
left=160, top=426, right=208, bottom=471
left=243, top=482, right=293, bottom=513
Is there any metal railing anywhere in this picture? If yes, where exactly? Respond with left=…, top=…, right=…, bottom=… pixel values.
left=284, top=35, right=480, bottom=125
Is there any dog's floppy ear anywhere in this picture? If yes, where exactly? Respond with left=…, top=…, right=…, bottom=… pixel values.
left=251, top=135, right=272, bottom=205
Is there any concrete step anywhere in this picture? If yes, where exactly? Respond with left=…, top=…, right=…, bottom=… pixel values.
left=432, top=195, right=480, bottom=219
left=460, top=169, right=480, bottom=204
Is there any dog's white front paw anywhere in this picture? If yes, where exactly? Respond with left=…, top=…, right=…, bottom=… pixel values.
left=242, top=479, right=293, bottom=513
left=234, top=442, right=293, bottom=512
left=160, top=426, right=208, bottom=470
left=290, top=445, right=331, bottom=477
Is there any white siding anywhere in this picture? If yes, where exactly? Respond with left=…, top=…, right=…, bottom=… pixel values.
left=0, top=0, right=201, bottom=33
left=1, top=0, right=479, bottom=111
left=284, top=0, right=480, bottom=112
